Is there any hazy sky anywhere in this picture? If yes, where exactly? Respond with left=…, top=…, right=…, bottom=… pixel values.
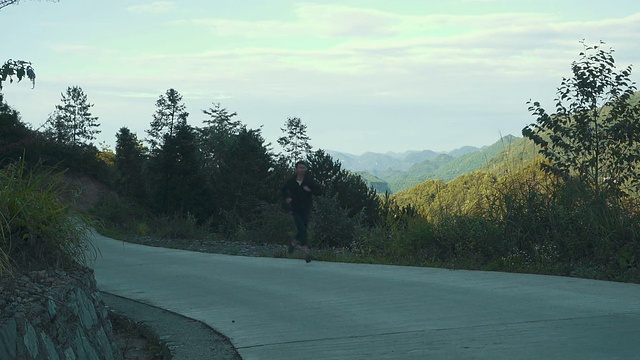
left=2, top=0, right=639, bottom=154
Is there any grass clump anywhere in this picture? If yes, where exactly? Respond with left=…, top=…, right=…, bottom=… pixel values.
left=0, top=160, right=95, bottom=276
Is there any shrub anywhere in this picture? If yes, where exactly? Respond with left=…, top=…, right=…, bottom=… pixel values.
left=310, top=196, right=361, bottom=249
left=238, top=202, right=293, bottom=244
left=90, top=194, right=141, bottom=230
left=149, top=212, right=210, bottom=240
left=0, top=160, right=94, bottom=276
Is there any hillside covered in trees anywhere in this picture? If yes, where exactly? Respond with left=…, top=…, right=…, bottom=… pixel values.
left=2, top=42, right=640, bottom=284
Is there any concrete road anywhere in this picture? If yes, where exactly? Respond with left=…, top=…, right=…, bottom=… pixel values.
left=89, top=232, right=640, bottom=360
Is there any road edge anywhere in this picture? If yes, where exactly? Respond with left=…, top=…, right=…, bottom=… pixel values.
left=101, top=291, right=242, bottom=360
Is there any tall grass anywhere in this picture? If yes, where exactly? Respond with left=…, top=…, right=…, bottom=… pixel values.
left=0, top=160, right=95, bottom=276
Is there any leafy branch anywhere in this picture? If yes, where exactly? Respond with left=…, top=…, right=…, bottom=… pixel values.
left=0, top=59, right=36, bottom=90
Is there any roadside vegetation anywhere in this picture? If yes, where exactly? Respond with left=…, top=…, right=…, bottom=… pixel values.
left=2, top=41, right=640, bottom=284
left=0, top=157, right=95, bottom=276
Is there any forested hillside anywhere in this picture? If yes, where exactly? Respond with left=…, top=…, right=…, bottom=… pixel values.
left=366, top=134, right=534, bottom=192
left=3, top=42, right=640, bottom=284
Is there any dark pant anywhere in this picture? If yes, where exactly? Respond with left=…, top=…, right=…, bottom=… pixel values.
left=292, top=211, right=310, bottom=246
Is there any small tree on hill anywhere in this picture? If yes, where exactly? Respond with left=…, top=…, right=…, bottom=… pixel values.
left=44, top=86, right=100, bottom=146
left=278, top=117, right=312, bottom=166
left=202, top=102, right=242, bottom=135
left=523, top=41, right=640, bottom=197
left=146, top=88, right=188, bottom=152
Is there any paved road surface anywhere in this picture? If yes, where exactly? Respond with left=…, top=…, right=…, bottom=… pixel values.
left=89, top=232, right=640, bottom=359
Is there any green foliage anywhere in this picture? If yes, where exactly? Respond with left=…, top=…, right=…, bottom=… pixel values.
left=393, top=172, right=497, bottom=221
left=307, top=149, right=381, bottom=226
left=212, top=127, right=280, bottom=231
left=0, top=160, right=94, bottom=276
left=144, top=90, right=200, bottom=215
left=1, top=94, right=113, bottom=180
left=89, top=193, right=147, bottom=234
left=233, top=202, right=292, bottom=244
left=0, top=95, right=34, bottom=164
left=114, top=127, right=146, bottom=201
left=157, top=124, right=204, bottom=215
left=524, top=41, right=640, bottom=197
left=385, top=155, right=640, bottom=279
left=2, top=51, right=635, bottom=282
left=91, top=193, right=212, bottom=240
left=146, top=88, right=188, bottom=152
left=310, top=196, right=361, bottom=249
left=149, top=213, right=209, bottom=240
left=0, top=59, right=35, bottom=90
left=355, top=171, right=390, bottom=194
left=381, top=135, right=530, bottom=192
left=43, top=86, right=101, bottom=146
left=278, top=116, right=312, bottom=166
left=202, top=102, right=242, bottom=135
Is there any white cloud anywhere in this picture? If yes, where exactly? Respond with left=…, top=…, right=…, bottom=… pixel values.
left=48, top=44, right=120, bottom=56
left=126, top=1, right=176, bottom=14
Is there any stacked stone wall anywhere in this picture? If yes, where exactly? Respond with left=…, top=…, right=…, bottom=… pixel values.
left=0, top=268, right=121, bottom=360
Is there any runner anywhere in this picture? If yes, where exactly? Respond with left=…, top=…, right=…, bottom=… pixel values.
left=281, top=160, right=321, bottom=262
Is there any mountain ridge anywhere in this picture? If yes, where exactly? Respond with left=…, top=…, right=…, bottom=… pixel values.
left=327, top=135, right=537, bottom=193
left=326, top=145, right=484, bottom=174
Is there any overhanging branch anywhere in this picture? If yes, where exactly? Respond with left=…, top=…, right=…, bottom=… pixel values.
left=0, top=0, right=19, bottom=10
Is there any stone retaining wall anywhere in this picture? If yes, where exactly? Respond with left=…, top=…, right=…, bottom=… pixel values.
left=0, top=267, right=121, bottom=360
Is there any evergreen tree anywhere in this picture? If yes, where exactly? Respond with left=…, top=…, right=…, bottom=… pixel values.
left=145, top=88, right=190, bottom=214
left=215, top=127, right=277, bottom=230
left=278, top=117, right=312, bottom=166
left=160, top=123, right=206, bottom=216
left=202, top=102, right=242, bottom=135
left=198, top=103, right=283, bottom=228
left=115, top=127, right=146, bottom=200
left=306, top=149, right=381, bottom=226
left=146, top=88, right=188, bottom=152
left=199, top=102, right=242, bottom=173
left=44, top=86, right=100, bottom=146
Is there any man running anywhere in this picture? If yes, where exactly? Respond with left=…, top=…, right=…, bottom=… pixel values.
left=281, top=161, right=321, bottom=260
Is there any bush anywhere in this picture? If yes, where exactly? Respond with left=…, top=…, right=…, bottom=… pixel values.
left=237, top=202, right=293, bottom=244
left=310, top=196, right=361, bottom=249
left=148, top=212, right=210, bottom=240
left=90, top=194, right=141, bottom=230
left=0, top=161, right=94, bottom=276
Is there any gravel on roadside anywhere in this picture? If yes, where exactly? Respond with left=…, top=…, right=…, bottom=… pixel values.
left=123, top=236, right=291, bottom=258
left=103, top=292, right=242, bottom=360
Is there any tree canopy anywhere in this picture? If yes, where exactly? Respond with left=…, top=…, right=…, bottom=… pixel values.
left=43, top=86, right=100, bottom=146
left=523, top=41, right=640, bottom=197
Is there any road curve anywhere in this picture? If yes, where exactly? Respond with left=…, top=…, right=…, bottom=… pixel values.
left=89, top=232, right=640, bottom=360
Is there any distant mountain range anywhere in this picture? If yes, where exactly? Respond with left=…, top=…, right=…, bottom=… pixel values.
left=327, top=145, right=485, bottom=174
left=328, top=135, right=537, bottom=193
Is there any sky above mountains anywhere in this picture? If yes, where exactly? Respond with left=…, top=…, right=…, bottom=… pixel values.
left=2, top=1, right=640, bottom=154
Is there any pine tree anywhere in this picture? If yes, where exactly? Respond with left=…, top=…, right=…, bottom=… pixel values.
left=44, top=86, right=100, bottom=146
left=202, top=102, right=242, bottom=135
left=146, top=88, right=188, bottom=152
left=277, top=117, right=312, bottom=167
left=144, top=89, right=194, bottom=214
left=115, top=127, right=146, bottom=200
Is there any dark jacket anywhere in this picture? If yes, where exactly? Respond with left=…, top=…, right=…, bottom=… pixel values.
left=281, top=175, right=321, bottom=213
